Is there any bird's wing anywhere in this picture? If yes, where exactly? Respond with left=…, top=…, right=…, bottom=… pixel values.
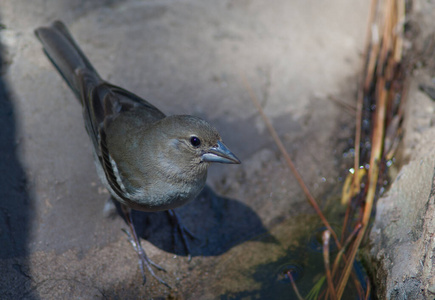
left=76, top=69, right=165, bottom=154
left=76, top=69, right=166, bottom=204
left=35, top=20, right=166, bottom=204
left=35, top=20, right=166, bottom=153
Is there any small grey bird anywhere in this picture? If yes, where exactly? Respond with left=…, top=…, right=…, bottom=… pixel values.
left=35, top=20, right=240, bottom=287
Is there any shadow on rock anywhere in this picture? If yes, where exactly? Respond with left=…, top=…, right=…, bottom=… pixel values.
left=116, top=185, right=272, bottom=257
left=0, top=24, right=38, bottom=299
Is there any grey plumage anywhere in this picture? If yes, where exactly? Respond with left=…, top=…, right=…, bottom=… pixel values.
left=35, top=20, right=240, bottom=286
left=35, top=20, right=239, bottom=212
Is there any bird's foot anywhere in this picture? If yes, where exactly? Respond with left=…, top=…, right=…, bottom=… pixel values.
left=167, top=209, right=198, bottom=261
left=122, top=228, right=171, bottom=288
left=121, top=206, right=171, bottom=288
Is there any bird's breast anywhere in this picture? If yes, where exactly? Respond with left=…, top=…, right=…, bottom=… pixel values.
left=129, top=172, right=207, bottom=212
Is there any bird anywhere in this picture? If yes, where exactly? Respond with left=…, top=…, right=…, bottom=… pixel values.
left=34, top=20, right=240, bottom=287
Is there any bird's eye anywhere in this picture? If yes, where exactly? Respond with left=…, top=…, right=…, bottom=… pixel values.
left=190, top=136, right=201, bottom=147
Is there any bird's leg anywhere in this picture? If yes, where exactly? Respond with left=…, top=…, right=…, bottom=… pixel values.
left=121, top=205, right=171, bottom=288
left=167, top=209, right=197, bottom=261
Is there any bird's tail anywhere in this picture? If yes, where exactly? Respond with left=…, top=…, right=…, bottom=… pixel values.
left=34, top=20, right=101, bottom=101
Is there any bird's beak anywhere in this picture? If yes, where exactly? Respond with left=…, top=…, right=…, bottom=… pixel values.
left=202, top=141, right=241, bottom=164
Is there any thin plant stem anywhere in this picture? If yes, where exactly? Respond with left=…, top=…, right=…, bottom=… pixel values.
left=331, top=223, right=362, bottom=277
left=322, top=230, right=337, bottom=300
left=288, top=271, right=304, bottom=300
left=242, top=76, right=342, bottom=250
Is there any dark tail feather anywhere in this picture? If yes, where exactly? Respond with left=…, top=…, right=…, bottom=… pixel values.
left=34, top=20, right=101, bottom=101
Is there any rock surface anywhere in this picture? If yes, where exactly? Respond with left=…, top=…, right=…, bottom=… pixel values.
left=0, top=0, right=368, bottom=298
left=369, top=1, right=435, bottom=298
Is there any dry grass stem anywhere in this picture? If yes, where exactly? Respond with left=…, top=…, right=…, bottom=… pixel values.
left=337, top=0, right=406, bottom=298
left=242, top=75, right=341, bottom=249
left=323, top=230, right=337, bottom=300
left=287, top=271, right=304, bottom=300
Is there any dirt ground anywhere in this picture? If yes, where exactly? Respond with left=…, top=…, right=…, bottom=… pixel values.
left=0, top=0, right=369, bottom=298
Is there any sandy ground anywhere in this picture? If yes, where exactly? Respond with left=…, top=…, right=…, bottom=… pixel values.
left=0, top=0, right=368, bottom=298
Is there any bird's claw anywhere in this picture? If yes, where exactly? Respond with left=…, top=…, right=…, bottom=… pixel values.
left=121, top=226, right=171, bottom=288
left=137, top=256, right=170, bottom=288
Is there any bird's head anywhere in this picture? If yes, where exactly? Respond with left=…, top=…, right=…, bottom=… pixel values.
left=156, top=115, right=241, bottom=170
